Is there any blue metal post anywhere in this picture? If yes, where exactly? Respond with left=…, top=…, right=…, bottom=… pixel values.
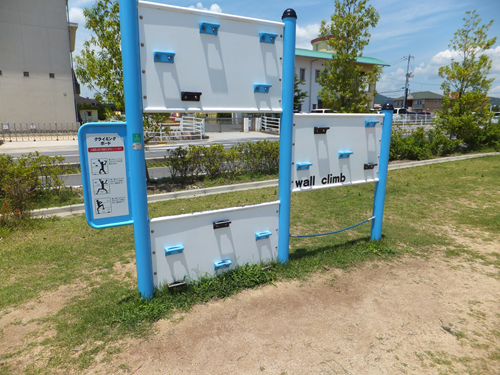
left=119, top=0, right=154, bottom=298
left=278, top=9, right=297, bottom=264
left=371, top=102, right=394, bottom=240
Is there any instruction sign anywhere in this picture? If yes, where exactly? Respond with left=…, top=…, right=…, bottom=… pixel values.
left=292, top=113, right=384, bottom=192
left=138, top=1, right=284, bottom=113
left=78, top=123, right=133, bottom=228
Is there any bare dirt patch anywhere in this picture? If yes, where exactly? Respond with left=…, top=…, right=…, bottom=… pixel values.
left=89, top=251, right=500, bottom=374
left=2, top=235, right=500, bottom=374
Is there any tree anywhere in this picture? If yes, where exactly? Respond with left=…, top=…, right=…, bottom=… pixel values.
left=74, top=0, right=123, bottom=111
left=317, top=0, right=381, bottom=113
left=294, top=74, right=308, bottom=112
left=435, top=11, right=497, bottom=149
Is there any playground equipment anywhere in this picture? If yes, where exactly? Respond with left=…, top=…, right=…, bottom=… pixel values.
left=78, top=0, right=393, bottom=298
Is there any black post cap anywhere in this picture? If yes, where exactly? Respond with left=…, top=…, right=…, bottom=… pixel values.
left=282, top=8, right=297, bottom=20
left=382, top=102, right=394, bottom=111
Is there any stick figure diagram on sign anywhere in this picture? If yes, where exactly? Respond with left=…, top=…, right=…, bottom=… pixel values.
left=91, top=158, right=109, bottom=175
left=93, top=178, right=110, bottom=195
left=95, top=198, right=111, bottom=214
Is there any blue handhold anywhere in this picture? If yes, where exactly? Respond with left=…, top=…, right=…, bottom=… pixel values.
left=259, top=32, right=278, bottom=44
left=214, top=259, right=232, bottom=270
left=338, top=151, right=353, bottom=159
left=254, top=84, right=272, bottom=93
left=165, top=245, right=184, bottom=256
left=296, top=162, right=312, bottom=170
left=200, top=22, right=220, bottom=35
left=365, top=120, right=379, bottom=127
left=255, top=231, right=273, bottom=240
left=154, top=52, right=175, bottom=64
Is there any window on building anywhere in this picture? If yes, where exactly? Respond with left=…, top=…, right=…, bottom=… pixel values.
left=312, top=104, right=317, bottom=110
left=435, top=100, right=439, bottom=104
left=23, top=71, right=29, bottom=77
left=87, top=111, right=91, bottom=116
left=315, top=70, right=320, bottom=81
left=318, top=100, right=323, bottom=109
left=299, top=68, right=305, bottom=81
left=49, top=73, right=55, bottom=78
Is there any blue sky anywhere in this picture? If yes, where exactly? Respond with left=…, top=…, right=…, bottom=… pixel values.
left=68, top=0, right=500, bottom=100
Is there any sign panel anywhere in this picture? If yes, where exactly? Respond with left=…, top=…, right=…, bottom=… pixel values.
left=291, top=113, right=384, bottom=192
left=78, top=123, right=133, bottom=228
left=138, top=1, right=284, bottom=113
left=150, top=201, right=280, bottom=286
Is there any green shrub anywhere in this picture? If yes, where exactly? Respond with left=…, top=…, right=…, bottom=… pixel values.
left=389, top=127, right=432, bottom=161
left=0, top=152, right=67, bottom=224
left=165, top=141, right=280, bottom=181
left=166, top=146, right=198, bottom=181
left=427, top=127, right=461, bottom=156
left=481, top=121, right=500, bottom=150
left=202, top=144, right=226, bottom=178
left=236, top=140, right=279, bottom=174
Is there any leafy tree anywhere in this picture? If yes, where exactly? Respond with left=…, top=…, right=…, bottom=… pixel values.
left=435, top=11, right=497, bottom=149
left=317, top=0, right=381, bottom=113
left=74, top=0, right=123, bottom=111
left=294, top=74, right=308, bottom=111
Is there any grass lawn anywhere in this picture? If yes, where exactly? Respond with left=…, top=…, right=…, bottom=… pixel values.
left=0, top=155, right=499, bottom=373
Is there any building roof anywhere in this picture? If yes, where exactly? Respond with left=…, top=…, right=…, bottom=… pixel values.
left=393, top=91, right=444, bottom=100
left=76, top=96, right=100, bottom=106
left=295, top=48, right=389, bottom=66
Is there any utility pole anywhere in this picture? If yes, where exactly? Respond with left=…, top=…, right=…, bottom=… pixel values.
left=403, top=54, right=414, bottom=109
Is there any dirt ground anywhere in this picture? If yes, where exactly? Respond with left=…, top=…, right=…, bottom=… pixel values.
left=1, top=228, right=500, bottom=374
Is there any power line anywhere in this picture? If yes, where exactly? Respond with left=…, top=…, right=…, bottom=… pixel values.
left=387, top=57, right=407, bottom=66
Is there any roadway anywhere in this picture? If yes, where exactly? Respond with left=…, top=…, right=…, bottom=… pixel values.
left=0, top=131, right=279, bottom=164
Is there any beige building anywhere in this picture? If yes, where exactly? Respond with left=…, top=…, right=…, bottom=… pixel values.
left=393, top=91, right=444, bottom=113
left=295, top=36, right=388, bottom=112
left=0, top=0, right=79, bottom=126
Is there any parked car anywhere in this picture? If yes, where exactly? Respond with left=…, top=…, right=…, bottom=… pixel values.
left=393, top=108, right=408, bottom=116
left=492, top=112, right=500, bottom=124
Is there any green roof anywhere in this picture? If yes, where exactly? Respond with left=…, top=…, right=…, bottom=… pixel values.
left=393, top=91, right=444, bottom=100
left=295, top=48, right=389, bottom=66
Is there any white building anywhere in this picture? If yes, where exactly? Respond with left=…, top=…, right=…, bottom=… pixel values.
left=0, top=0, right=79, bottom=126
left=295, top=37, right=388, bottom=112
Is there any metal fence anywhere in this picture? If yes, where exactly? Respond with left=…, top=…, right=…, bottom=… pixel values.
left=1, top=122, right=80, bottom=142
left=260, top=116, right=280, bottom=134
left=392, top=115, right=436, bottom=135
left=204, top=118, right=243, bottom=132
left=145, top=117, right=205, bottom=142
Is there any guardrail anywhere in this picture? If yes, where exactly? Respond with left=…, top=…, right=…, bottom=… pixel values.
left=261, top=116, right=280, bottom=134
left=204, top=118, right=243, bottom=132
left=145, top=116, right=205, bottom=141
left=1, top=122, right=80, bottom=142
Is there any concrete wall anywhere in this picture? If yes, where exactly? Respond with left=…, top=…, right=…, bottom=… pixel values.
left=0, top=0, right=77, bottom=125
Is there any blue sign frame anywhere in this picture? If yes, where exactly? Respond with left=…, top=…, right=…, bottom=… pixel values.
left=78, top=122, right=134, bottom=229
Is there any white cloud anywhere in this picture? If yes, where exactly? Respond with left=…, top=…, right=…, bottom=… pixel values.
left=377, top=68, right=406, bottom=96
left=68, top=7, right=86, bottom=26
left=413, top=46, right=500, bottom=86
left=189, top=3, right=222, bottom=13
left=490, top=85, right=500, bottom=96
left=295, top=23, right=319, bottom=49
